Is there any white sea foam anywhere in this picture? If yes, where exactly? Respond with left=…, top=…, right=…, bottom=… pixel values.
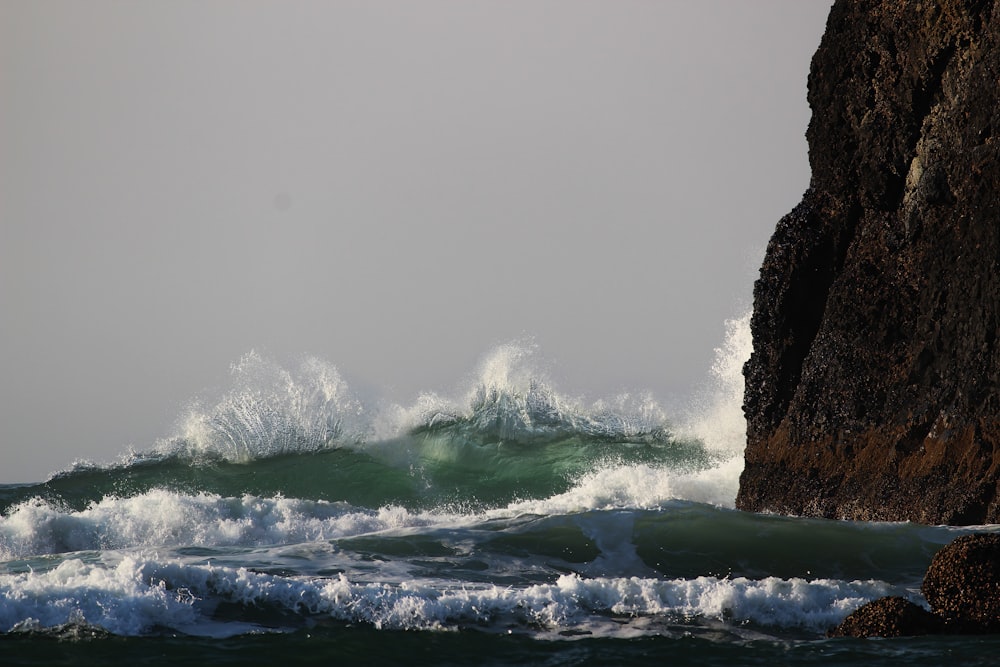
left=0, top=557, right=201, bottom=637
left=3, top=442, right=748, bottom=563
left=0, top=554, right=898, bottom=637
left=0, top=491, right=436, bottom=560
left=501, top=460, right=740, bottom=518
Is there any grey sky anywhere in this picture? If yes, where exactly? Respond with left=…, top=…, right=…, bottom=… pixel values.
left=1, top=1, right=832, bottom=482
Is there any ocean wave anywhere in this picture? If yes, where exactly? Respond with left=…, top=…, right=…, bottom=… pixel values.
left=26, top=314, right=754, bottom=525
left=0, top=554, right=901, bottom=637
left=154, top=341, right=681, bottom=463
left=0, top=459, right=735, bottom=560
left=0, top=490, right=435, bottom=560
left=2, top=461, right=948, bottom=573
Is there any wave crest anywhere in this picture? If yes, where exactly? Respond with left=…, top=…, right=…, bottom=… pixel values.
left=158, top=341, right=677, bottom=464
left=161, top=351, right=373, bottom=461
left=0, top=555, right=899, bottom=637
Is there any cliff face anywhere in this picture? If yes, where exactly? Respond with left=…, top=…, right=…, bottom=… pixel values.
left=737, top=0, right=1000, bottom=524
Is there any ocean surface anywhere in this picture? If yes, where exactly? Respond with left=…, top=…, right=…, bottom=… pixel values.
left=2, top=315, right=998, bottom=665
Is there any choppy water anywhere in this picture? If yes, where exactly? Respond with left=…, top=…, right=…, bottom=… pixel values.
left=1, top=315, right=996, bottom=665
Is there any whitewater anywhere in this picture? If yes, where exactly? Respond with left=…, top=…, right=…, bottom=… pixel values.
left=1, top=313, right=997, bottom=666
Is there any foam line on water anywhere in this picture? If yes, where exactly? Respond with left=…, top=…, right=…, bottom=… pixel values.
left=500, top=459, right=743, bottom=516
left=1, top=453, right=745, bottom=560
left=0, top=491, right=435, bottom=560
left=0, top=555, right=901, bottom=637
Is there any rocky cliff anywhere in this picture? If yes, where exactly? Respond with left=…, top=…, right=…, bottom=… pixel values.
left=737, top=0, right=1000, bottom=524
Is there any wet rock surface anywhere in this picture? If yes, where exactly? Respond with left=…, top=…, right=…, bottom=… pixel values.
left=828, top=596, right=943, bottom=638
left=737, top=0, right=1000, bottom=524
left=922, top=533, right=1000, bottom=631
left=831, top=534, right=1000, bottom=637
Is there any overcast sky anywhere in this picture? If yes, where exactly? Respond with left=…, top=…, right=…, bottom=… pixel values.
left=1, top=1, right=833, bottom=483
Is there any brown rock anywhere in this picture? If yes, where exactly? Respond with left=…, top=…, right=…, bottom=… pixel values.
left=922, top=533, right=1000, bottom=631
left=737, top=0, right=1000, bottom=524
left=828, top=596, right=943, bottom=638
left=829, top=534, right=1000, bottom=637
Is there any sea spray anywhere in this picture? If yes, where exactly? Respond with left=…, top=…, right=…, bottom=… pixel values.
left=155, top=340, right=678, bottom=463
left=161, top=351, right=373, bottom=461
left=674, top=310, right=753, bottom=505
left=678, top=310, right=752, bottom=454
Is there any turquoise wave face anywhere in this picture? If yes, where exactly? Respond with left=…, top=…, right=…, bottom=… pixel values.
left=0, top=439, right=961, bottom=587
left=0, top=338, right=738, bottom=514
left=1, top=424, right=714, bottom=514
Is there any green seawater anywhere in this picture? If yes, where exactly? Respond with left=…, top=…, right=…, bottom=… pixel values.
left=6, top=626, right=1000, bottom=666
left=0, top=363, right=995, bottom=665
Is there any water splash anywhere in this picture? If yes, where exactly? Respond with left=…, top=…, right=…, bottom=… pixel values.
left=160, top=351, right=372, bottom=461
left=678, top=311, right=751, bottom=456
left=461, top=341, right=669, bottom=444
left=116, top=316, right=751, bottom=518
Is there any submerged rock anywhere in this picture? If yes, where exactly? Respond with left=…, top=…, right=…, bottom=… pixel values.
left=828, top=596, right=943, bottom=638
left=830, top=534, right=1000, bottom=638
left=737, top=0, right=1000, bottom=524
